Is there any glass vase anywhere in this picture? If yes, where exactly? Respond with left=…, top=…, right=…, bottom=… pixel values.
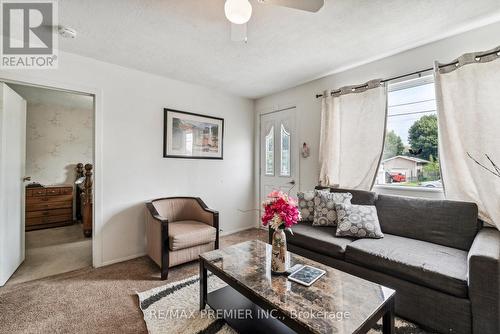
left=271, top=228, right=287, bottom=274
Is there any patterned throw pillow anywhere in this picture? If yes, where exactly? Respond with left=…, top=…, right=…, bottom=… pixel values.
left=335, top=203, right=384, bottom=239
left=312, top=190, right=352, bottom=226
left=297, top=191, right=316, bottom=221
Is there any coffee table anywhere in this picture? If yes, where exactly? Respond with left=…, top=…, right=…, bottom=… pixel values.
left=199, top=240, right=395, bottom=334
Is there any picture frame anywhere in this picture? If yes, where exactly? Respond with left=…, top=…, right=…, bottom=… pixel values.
left=163, top=108, right=224, bottom=159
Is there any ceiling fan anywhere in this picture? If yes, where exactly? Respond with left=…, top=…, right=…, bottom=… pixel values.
left=224, top=0, right=325, bottom=42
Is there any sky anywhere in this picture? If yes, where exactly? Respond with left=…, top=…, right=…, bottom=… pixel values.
left=387, top=82, right=437, bottom=146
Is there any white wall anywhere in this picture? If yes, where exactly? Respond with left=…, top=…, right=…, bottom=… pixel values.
left=255, top=21, right=500, bottom=199
left=0, top=51, right=256, bottom=267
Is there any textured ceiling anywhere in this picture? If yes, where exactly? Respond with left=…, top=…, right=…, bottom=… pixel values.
left=57, top=0, right=500, bottom=98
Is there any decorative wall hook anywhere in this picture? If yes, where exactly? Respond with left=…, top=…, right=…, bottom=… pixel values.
left=301, top=142, right=310, bottom=158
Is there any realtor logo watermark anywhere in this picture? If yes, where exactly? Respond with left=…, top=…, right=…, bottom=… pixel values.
left=1, top=0, right=58, bottom=69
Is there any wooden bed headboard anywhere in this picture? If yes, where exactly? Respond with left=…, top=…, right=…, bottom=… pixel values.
left=76, top=163, right=93, bottom=238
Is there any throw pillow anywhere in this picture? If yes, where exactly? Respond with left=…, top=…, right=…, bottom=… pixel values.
left=297, top=190, right=316, bottom=221
left=335, top=203, right=384, bottom=238
left=312, top=190, right=352, bottom=226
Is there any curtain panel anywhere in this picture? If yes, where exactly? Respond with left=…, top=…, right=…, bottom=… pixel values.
left=319, top=80, right=387, bottom=190
left=434, top=46, right=500, bottom=229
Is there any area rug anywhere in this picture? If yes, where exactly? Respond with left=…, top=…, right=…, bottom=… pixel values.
left=137, top=275, right=430, bottom=334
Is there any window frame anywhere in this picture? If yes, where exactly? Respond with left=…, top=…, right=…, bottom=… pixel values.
left=279, top=123, right=291, bottom=177
left=376, top=73, right=443, bottom=194
left=264, top=125, right=275, bottom=176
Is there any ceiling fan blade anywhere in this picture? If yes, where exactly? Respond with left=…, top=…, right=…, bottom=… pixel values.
left=231, top=23, right=248, bottom=42
left=257, top=0, right=325, bottom=12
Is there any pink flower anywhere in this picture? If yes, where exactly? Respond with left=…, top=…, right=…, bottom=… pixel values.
left=261, top=190, right=301, bottom=230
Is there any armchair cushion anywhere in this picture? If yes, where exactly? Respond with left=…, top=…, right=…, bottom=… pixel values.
left=169, top=220, right=217, bottom=251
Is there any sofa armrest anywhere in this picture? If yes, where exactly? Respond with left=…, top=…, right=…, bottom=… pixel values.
left=468, top=227, right=500, bottom=334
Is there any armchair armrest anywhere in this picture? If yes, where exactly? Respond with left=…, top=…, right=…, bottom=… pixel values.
left=193, top=198, right=219, bottom=249
left=145, top=201, right=169, bottom=279
left=193, top=198, right=219, bottom=221
left=145, top=202, right=168, bottom=224
left=468, top=227, right=500, bottom=334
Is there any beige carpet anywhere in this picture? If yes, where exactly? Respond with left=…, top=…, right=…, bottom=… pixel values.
left=0, top=228, right=268, bottom=334
left=6, top=224, right=92, bottom=285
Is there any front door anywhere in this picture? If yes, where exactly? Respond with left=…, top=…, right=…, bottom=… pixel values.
left=260, top=107, right=298, bottom=207
left=0, top=83, right=27, bottom=286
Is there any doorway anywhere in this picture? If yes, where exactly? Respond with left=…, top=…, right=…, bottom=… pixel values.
left=0, top=82, right=95, bottom=286
left=259, top=107, right=299, bottom=205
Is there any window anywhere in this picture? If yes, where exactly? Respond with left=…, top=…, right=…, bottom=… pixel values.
left=185, top=132, right=193, bottom=155
left=265, top=126, right=274, bottom=175
left=280, top=123, right=291, bottom=176
left=376, top=75, right=442, bottom=188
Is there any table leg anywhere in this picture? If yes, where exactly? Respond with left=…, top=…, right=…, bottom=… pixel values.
left=382, top=298, right=395, bottom=334
left=199, top=259, right=207, bottom=310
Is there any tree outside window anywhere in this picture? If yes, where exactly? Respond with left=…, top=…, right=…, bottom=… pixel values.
left=377, top=76, right=442, bottom=188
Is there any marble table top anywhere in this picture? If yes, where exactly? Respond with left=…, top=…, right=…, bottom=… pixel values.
left=200, top=240, right=395, bottom=334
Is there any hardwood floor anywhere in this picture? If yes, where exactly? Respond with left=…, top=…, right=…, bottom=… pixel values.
left=0, top=228, right=267, bottom=334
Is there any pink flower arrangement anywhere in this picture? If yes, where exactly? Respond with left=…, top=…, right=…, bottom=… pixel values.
left=261, top=191, right=301, bottom=231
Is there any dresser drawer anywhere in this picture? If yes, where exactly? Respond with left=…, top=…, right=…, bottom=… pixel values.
left=26, top=201, right=72, bottom=212
left=26, top=194, right=72, bottom=205
left=59, top=187, right=73, bottom=195
left=45, top=188, right=61, bottom=196
left=26, top=214, right=73, bottom=227
left=27, top=188, right=46, bottom=197
left=26, top=208, right=72, bottom=219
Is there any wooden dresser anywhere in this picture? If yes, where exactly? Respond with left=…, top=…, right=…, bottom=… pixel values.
left=26, top=185, right=74, bottom=231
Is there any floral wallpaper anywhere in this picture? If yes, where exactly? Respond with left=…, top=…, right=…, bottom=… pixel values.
left=26, top=101, right=93, bottom=186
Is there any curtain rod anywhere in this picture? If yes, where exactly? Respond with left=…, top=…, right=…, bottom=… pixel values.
left=315, top=49, right=500, bottom=98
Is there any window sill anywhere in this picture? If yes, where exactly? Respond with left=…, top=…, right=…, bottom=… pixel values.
left=373, top=185, right=444, bottom=199
left=373, top=185, right=443, bottom=193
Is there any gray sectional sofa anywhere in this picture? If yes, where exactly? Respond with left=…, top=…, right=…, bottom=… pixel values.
left=270, top=187, right=500, bottom=334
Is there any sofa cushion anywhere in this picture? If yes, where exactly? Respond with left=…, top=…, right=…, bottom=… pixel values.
left=345, top=234, right=468, bottom=298
left=312, top=190, right=352, bottom=226
left=286, top=221, right=354, bottom=259
left=297, top=190, right=316, bottom=221
left=335, top=203, right=384, bottom=239
left=316, top=187, right=377, bottom=205
left=375, top=194, right=479, bottom=251
left=168, top=220, right=216, bottom=251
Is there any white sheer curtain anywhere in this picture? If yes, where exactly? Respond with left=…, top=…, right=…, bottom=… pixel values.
left=319, top=80, right=387, bottom=190
left=434, top=47, right=500, bottom=229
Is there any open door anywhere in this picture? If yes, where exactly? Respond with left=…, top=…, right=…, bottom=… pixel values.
left=0, top=83, right=27, bottom=286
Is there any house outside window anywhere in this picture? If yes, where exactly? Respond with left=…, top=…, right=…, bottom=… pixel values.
left=375, top=75, right=442, bottom=189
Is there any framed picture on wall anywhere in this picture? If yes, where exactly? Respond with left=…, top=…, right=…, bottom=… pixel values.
left=163, top=108, right=224, bottom=159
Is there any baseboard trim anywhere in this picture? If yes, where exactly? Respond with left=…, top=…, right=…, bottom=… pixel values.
left=99, top=252, right=147, bottom=267
left=220, top=225, right=256, bottom=236
left=98, top=226, right=257, bottom=267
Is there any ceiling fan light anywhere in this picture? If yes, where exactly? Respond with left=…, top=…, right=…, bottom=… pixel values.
left=224, top=0, right=252, bottom=24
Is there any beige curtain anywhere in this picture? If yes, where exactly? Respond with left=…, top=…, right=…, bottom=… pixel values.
left=319, top=80, right=387, bottom=190
left=434, top=46, right=500, bottom=229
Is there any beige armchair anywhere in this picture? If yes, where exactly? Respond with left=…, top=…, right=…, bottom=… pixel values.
left=145, top=197, right=219, bottom=280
